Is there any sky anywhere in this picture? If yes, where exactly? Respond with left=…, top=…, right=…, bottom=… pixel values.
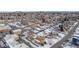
left=0, top=0, right=79, bottom=11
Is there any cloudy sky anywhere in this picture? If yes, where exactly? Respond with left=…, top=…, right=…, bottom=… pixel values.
left=0, top=0, right=79, bottom=11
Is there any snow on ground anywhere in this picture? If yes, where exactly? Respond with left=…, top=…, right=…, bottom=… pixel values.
left=4, top=34, right=29, bottom=48
left=0, top=21, right=76, bottom=48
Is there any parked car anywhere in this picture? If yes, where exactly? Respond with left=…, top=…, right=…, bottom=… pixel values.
left=72, top=36, right=79, bottom=45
